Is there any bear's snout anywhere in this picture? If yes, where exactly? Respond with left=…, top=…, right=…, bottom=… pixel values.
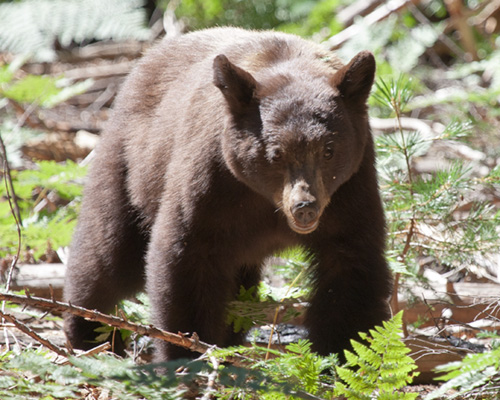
left=279, top=170, right=328, bottom=235
left=291, top=200, right=319, bottom=231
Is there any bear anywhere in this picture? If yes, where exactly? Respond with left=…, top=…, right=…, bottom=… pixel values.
left=63, top=27, right=392, bottom=361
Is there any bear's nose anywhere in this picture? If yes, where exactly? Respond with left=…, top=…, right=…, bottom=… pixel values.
left=291, top=201, right=319, bottom=227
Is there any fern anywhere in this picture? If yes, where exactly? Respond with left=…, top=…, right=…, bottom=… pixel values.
left=0, top=0, right=151, bottom=62
left=260, top=340, right=337, bottom=397
left=0, top=348, right=83, bottom=399
left=334, top=311, right=419, bottom=400
left=425, top=346, right=500, bottom=400
left=1, top=347, right=187, bottom=399
left=213, top=340, right=337, bottom=399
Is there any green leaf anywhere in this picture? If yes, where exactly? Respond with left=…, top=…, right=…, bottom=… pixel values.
left=335, top=312, right=419, bottom=399
left=0, top=65, right=13, bottom=85
left=3, top=75, right=59, bottom=105
left=426, top=347, right=500, bottom=399
left=2, top=74, right=93, bottom=108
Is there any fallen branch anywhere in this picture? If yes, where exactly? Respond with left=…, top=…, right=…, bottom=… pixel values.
left=0, top=127, right=23, bottom=227
left=62, top=61, right=133, bottom=81
left=336, top=0, right=383, bottom=26
left=324, top=0, right=420, bottom=49
left=0, top=292, right=211, bottom=356
left=469, top=0, right=500, bottom=33
left=0, top=309, right=69, bottom=357
left=444, top=0, right=478, bottom=61
left=370, top=116, right=445, bottom=139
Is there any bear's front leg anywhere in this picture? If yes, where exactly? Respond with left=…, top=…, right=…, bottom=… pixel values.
left=305, top=241, right=392, bottom=358
left=145, top=217, right=239, bottom=361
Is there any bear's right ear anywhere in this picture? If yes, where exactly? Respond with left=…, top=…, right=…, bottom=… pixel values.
left=330, top=51, right=375, bottom=104
left=213, top=54, right=258, bottom=114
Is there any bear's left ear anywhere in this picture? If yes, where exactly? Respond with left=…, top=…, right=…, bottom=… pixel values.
left=330, top=51, right=375, bottom=104
left=213, top=54, right=259, bottom=114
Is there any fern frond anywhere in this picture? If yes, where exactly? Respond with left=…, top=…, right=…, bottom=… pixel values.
left=335, top=311, right=419, bottom=399
left=425, top=347, right=500, bottom=400
left=0, top=0, right=151, bottom=62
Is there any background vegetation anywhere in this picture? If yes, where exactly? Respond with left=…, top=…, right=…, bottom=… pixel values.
left=0, top=0, right=499, bottom=398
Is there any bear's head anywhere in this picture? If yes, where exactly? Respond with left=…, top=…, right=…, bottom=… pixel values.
left=213, top=51, right=375, bottom=234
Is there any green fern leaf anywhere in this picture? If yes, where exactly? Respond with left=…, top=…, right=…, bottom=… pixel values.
left=335, top=311, right=419, bottom=399
left=0, top=0, right=151, bottom=62
left=425, top=347, right=500, bottom=399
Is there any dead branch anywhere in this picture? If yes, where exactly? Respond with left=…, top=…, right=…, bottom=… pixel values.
left=0, top=129, right=24, bottom=351
left=61, top=61, right=134, bottom=81
left=0, top=309, right=69, bottom=357
left=444, top=0, right=479, bottom=61
left=470, top=0, right=500, bottom=34
left=324, top=0, right=420, bottom=49
left=0, top=133, right=22, bottom=228
left=407, top=2, right=466, bottom=60
left=370, top=116, right=446, bottom=139
left=0, top=292, right=211, bottom=356
left=336, top=0, right=384, bottom=27
left=65, top=41, right=146, bottom=62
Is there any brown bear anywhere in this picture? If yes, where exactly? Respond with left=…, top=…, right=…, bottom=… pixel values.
left=63, top=27, right=392, bottom=361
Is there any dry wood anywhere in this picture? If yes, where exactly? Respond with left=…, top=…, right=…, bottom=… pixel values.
left=370, top=116, right=446, bottom=138
left=67, top=41, right=147, bottom=61
left=8, top=263, right=65, bottom=299
left=404, top=336, right=473, bottom=383
left=38, top=106, right=107, bottom=133
left=0, top=291, right=212, bottom=356
left=67, top=86, right=116, bottom=107
left=0, top=309, right=68, bottom=357
left=324, top=0, right=421, bottom=49
left=403, top=297, right=500, bottom=330
left=62, top=61, right=134, bottom=81
left=444, top=0, right=479, bottom=61
left=407, top=2, right=466, bottom=59
left=164, top=0, right=184, bottom=38
left=336, top=0, right=383, bottom=27
left=470, top=0, right=500, bottom=33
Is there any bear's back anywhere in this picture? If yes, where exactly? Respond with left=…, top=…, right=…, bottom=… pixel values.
left=114, top=28, right=342, bottom=118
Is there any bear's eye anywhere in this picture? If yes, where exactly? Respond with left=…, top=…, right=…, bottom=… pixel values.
left=271, top=149, right=282, bottom=162
left=324, top=147, right=334, bottom=160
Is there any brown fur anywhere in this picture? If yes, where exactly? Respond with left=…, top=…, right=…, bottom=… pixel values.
left=64, top=27, right=392, bottom=361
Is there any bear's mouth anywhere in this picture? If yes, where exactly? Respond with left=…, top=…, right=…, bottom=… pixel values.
left=288, top=218, right=319, bottom=234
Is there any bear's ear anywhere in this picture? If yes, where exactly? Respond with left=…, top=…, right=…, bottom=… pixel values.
left=331, top=51, right=375, bottom=104
left=213, top=54, right=258, bottom=114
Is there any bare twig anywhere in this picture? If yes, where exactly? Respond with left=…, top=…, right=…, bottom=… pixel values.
left=324, top=0, right=420, bottom=49
left=407, top=2, right=466, bottom=60
left=0, top=99, right=42, bottom=294
left=0, top=292, right=212, bottom=355
left=470, top=0, right=500, bottom=33
left=201, top=348, right=219, bottom=400
left=336, top=0, right=383, bottom=27
left=370, top=116, right=445, bottom=139
left=62, top=61, right=133, bottom=81
left=0, top=138, right=22, bottom=231
left=0, top=132, right=23, bottom=351
left=0, top=309, right=69, bottom=357
left=444, top=0, right=479, bottom=61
